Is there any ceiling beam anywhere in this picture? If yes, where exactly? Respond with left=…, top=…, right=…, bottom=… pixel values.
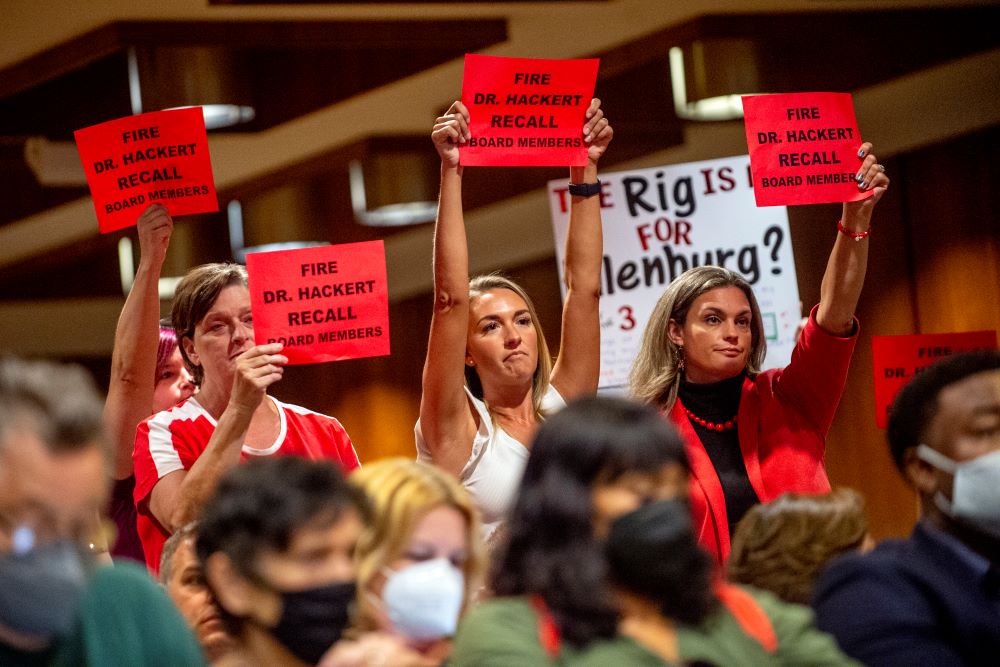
left=3, top=44, right=997, bottom=272
left=0, top=24, right=122, bottom=100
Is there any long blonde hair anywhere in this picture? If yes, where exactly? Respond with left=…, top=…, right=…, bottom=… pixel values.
left=350, top=458, right=486, bottom=632
left=629, top=266, right=766, bottom=410
left=467, top=274, right=553, bottom=420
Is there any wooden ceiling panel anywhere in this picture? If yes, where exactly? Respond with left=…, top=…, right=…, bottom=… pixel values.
left=0, top=19, right=509, bottom=135
left=211, top=0, right=596, bottom=4
left=0, top=17, right=507, bottom=229
left=240, top=45, right=490, bottom=132
left=0, top=51, right=133, bottom=140
left=624, top=9, right=1000, bottom=96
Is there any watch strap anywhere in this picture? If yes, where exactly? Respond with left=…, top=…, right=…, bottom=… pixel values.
left=567, top=180, right=602, bottom=198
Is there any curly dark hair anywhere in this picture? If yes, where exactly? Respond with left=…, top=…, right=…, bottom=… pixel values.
left=195, top=457, right=371, bottom=632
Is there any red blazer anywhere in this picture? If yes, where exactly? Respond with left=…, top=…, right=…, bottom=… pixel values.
left=668, top=306, right=858, bottom=565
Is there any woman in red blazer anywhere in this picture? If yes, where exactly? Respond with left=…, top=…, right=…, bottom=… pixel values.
left=629, top=142, right=889, bottom=564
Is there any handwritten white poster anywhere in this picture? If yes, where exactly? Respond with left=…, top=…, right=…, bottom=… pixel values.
left=549, top=155, right=800, bottom=390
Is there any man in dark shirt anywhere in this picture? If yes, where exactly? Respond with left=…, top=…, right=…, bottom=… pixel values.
left=814, top=350, right=1000, bottom=666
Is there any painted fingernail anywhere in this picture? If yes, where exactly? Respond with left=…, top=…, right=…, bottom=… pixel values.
left=860, top=181, right=868, bottom=189
left=858, top=149, right=865, bottom=157
left=855, top=172, right=864, bottom=182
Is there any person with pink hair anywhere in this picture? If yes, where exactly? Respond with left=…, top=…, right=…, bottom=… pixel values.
left=104, top=204, right=195, bottom=562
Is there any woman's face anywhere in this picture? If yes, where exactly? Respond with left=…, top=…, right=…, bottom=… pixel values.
left=466, top=288, right=538, bottom=389
left=591, top=463, right=688, bottom=539
left=371, top=505, right=468, bottom=616
left=668, top=286, right=752, bottom=384
left=183, top=285, right=254, bottom=390
left=153, top=348, right=196, bottom=413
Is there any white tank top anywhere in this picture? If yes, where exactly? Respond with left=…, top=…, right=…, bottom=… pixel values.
left=415, top=385, right=566, bottom=539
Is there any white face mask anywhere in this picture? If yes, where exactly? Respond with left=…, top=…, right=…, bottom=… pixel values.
left=380, top=558, right=465, bottom=641
left=916, top=444, right=1000, bottom=539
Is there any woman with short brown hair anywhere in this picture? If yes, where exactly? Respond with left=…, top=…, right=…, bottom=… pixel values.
left=133, top=261, right=359, bottom=574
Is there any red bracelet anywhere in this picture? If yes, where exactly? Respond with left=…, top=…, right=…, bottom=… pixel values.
left=837, top=220, right=871, bottom=241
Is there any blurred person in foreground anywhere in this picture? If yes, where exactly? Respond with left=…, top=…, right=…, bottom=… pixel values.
left=197, top=457, right=368, bottom=666
left=323, top=459, right=484, bottom=666
left=451, top=396, right=855, bottom=666
left=728, top=489, right=872, bottom=605
left=814, top=350, right=1000, bottom=665
left=0, top=356, right=204, bottom=666
left=161, top=522, right=236, bottom=664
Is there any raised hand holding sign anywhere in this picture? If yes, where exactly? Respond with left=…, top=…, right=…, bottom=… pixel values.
left=75, top=107, right=218, bottom=233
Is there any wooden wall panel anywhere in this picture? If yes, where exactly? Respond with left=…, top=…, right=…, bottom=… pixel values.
left=799, top=127, right=1000, bottom=540
left=906, top=128, right=1000, bottom=335
left=806, top=160, right=920, bottom=541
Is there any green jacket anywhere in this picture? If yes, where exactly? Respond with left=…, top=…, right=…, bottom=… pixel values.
left=451, top=587, right=858, bottom=666
left=451, top=597, right=668, bottom=666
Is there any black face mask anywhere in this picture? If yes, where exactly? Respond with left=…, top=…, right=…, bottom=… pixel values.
left=267, top=580, right=356, bottom=665
left=606, top=499, right=692, bottom=575
left=606, top=499, right=716, bottom=626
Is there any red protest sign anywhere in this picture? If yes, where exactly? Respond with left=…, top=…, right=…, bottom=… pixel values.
left=872, top=331, right=997, bottom=428
left=246, top=241, right=390, bottom=365
left=742, top=92, right=872, bottom=207
left=460, top=54, right=599, bottom=167
left=74, top=108, right=218, bottom=234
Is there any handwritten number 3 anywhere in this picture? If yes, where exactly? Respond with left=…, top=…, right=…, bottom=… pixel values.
left=619, top=306, right=635, bottom=331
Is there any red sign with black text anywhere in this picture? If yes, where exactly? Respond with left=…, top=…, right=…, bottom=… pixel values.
left=460, top=54, right=599, bottom=167
left=872, top=331, right=997, bottom=428
left=742, top=92, right=872, bottom=207
left=246, top=241, right=390, bottom=365
left=74, top=108, right=218, bottom=233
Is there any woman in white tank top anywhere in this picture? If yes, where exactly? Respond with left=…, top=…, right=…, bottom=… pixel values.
left=416, top=98, right=613, bottom=538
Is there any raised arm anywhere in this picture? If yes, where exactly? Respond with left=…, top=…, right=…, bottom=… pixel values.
left=550, top=99, right=612, bottom=399
left=104, top=204, right=172, bottom=480
left=815, top=142, right=890, bottom=336
left=419, top=101, right=480, bottom=477
left=149, top=342, right=286, bottom=531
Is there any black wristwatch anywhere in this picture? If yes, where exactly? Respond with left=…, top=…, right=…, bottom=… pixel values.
left=568, top=180, right=602, bottom=198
